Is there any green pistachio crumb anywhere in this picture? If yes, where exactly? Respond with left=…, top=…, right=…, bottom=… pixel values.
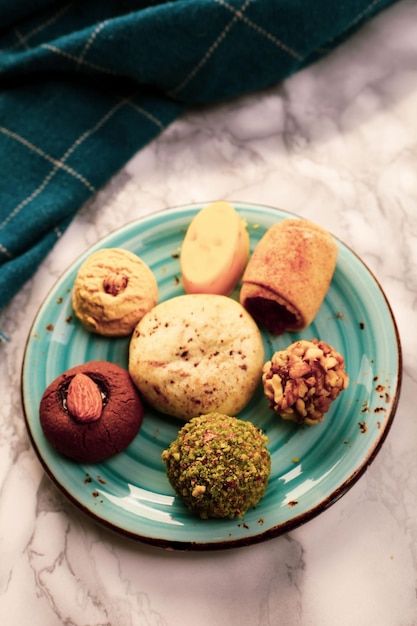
left=161, top=413, right=271, bottom=519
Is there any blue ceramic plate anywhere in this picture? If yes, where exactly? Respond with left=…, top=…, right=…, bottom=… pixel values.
left=22, top=203, right=402, bottom=550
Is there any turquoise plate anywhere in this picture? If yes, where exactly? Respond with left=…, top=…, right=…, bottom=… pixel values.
left=21, top=203, right=402, bottom=550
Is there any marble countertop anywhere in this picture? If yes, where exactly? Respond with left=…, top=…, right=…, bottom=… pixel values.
left=1, top=1, right=417, bottom=624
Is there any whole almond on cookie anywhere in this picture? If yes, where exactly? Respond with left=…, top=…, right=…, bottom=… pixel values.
left=67, top=373, right=102, bottom=422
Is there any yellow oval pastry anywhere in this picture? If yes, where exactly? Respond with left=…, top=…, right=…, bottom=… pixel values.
left=72, top=248, right=158, bottom=337
left=180, top=201, right=249, bottom=296
left=240, top=218, right=338, bottom=334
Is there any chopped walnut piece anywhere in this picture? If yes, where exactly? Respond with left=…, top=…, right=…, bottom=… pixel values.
left=262, top=339, right=349, bottom=425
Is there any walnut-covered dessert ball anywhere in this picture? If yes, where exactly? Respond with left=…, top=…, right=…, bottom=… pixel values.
left=161, top=413, right=271, bottom=519
left=262, top=339, right=349, bottom=425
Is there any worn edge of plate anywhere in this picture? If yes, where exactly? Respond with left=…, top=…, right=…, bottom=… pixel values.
left=20, top=201, right=403, bottom=551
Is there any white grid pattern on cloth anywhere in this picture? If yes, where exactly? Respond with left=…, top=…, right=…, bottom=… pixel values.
left=12, top=28, right=30, bottom=51
left=4, top=0, right=371, bottom=102
left=169, top=0, right=302, bottom=98
left=0, top=92, right=166, bottom=234
left=214, top=0, right=301, bottom=59
left=311, top=0, right=385, bottom=54
left=4, top=3, right=73, bottom=52
left=0, top=126, right=96, bottom=194
left=77, top=19, right=111, bottom=66
left=41, top=42, right=121, bottom=76
left=1, top=4, right=168, bottom=250
left=0, top=99, right=126, bottom=230
left=169, top=0, right=253, bottom=98
left=0, top=226, right=64, bottom=261
left=127, top=101, right=166, bottom=131
left=348, top=0, right=385, bottom=29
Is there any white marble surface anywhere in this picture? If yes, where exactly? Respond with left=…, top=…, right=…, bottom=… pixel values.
left=1, top=1, right=417, bottom=624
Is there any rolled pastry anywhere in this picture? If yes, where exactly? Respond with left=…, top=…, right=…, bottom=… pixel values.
left=240, top=218, right=338, bottom=334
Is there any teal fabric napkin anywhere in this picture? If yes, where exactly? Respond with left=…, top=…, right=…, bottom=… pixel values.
left=0, top=0, right=398, bottom=319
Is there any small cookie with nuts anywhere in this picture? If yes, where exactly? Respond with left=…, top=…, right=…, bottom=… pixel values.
left=262, top=339, right=349, bottom=425
left=72, top=248, right=158, bottom=337
left=39, top=361, right=144, bottom=463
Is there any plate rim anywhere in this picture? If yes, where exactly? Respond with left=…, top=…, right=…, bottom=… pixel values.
left=20, top=201, right=403, bottom=551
